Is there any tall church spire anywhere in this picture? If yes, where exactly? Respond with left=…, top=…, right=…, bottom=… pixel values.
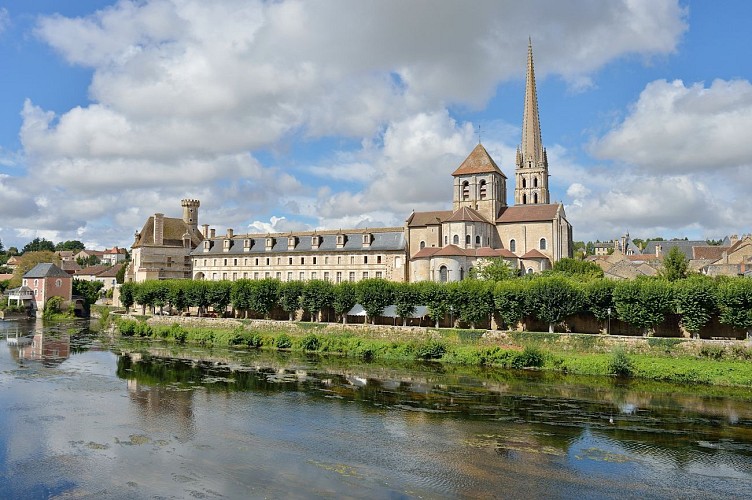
left=515, top=39, right=550, bottom=205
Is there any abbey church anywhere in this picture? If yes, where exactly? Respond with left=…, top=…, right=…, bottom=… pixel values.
left=127, top=42, right=573, bottom=284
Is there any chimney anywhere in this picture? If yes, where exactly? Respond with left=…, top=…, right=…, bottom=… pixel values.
left=227, top=228, right=234, bottom=238
left=153, top=213, right=164, bottom=246
left=722, top=251, right=728, bottom=265
left=202, top=224, right=209, bottom=238
left=210, top=228, right=216, bottom=239
left=656, top=244, right=662, bottom=257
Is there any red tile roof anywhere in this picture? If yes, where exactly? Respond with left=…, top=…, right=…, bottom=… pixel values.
left=496, top=204, right=561, bottom=223
left=521, top=249, right=547, bottom=259
left=692, top=246, right=728, bottom=260
left=445, top=206, right=490, bottom=223
left=406, top=210, right=452, bottom=227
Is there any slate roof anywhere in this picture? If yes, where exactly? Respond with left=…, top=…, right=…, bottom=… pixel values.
left=643, top=240, right=707, bottom=260
left=133, top=216, right=203, bottom=248
left=23, top=263, right=70, bottom=279
left=451, top=143, right=506, bottom=177
left=496, top=204, right=562, bottom=223
left=191, top=229, right=405, bottom=256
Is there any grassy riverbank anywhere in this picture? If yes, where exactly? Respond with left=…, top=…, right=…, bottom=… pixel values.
left=113, top=317, right=752, bottom=387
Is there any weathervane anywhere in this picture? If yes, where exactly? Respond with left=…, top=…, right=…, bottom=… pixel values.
left=477, top=124, right=482, bottom=144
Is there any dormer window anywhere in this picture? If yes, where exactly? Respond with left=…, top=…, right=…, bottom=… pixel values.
left=311, top=235, right=321, bottom=249
left=243, top=239, right=252, bottom=251
left=203, top=241, right=211, bottom=252
left=288, top=236, right=297, bottom=250
left=223, top=239, right=231, bottom=251
left=362, top=233, right=372, bottom=247
left=336, top=234, right=346, bottom=248
left=265, top=237, right=274, bottom=251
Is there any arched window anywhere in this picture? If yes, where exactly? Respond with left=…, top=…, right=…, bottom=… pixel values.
left=453, top=235, right=459, bottom=245
left=509, top=239, right=516, bottom=252
left=527, top=268, right=534, bottom=275
left=522, top=194, right=527, bottom=204
left=439, top=266, right=448, bottom=283
left=420, top=241, right=426, bottom=249
left=444, top=235, right=448, bottom=245
left=460, top=267, right=464, bottom=280
left=475, top=235, right=481, bottom=245
left=539, top=238, right=547, bottom=250
left=533, top=177, right=538, bottom=188
left=465, top=234, right=471, bottom=245
left=533, top=193, right=538, bottom=204
left=522, top=178, right=527, bottom=188
left=479, top=180, right=487, bottom=199
left=462, top=181, right=470, bottom=200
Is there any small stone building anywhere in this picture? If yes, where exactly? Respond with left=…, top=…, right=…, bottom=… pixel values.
left=22, top=263, right=73, bottom=313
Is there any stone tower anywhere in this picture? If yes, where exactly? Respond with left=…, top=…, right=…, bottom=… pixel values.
left=181, top=199, right=200, bottom=230
left=451, top=143, right=507, bottom=221
left=514, top=39, right=550, bottom=206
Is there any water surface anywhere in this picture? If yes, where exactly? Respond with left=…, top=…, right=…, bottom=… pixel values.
left=1, top=319, right=751, bottom=498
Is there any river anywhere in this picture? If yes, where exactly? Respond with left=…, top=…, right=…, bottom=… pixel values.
left=1, top=319, right=751, bottom=499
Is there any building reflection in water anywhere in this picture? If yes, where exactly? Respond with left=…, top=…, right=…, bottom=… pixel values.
left=8, top=332, right=70, bottom=367
left=120, top=353, right=197, bottom=440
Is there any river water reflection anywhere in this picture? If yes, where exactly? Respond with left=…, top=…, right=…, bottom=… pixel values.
left=2, top=319, right=752, bottom=499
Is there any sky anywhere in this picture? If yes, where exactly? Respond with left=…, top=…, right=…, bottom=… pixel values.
left=1, top=0, right=751, bottom=251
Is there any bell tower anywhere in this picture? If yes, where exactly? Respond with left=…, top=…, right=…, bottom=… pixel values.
left=451, top=143, right=507, bottom=221
left=515, top=39, right=550, bottom=206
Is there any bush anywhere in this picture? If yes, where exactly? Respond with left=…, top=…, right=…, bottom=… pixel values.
left=698, top=344, right=725, bottom=360
left=299, top=333, right=321, bottom=351
left=247, top=333, right=264, bottom=348
left=415, top=340, right=446, bottom=360
left=607, top=348, right=634, bottom=377
left=275, top=333, right=293, bottom=349
left=512, top=346, right=544, bottom=369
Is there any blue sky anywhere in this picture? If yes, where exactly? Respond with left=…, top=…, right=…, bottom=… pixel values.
left=1, top=0, right=751, bottom=250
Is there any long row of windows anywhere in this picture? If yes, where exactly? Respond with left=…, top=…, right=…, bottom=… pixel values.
left=418, top=237, right=547, bottom=252
left=199, top=255, right=384, bottom=267
left=206, top=270, right=383, bottom=282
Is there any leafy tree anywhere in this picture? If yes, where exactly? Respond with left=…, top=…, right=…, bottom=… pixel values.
left=470, top=258, right=518, bottom=281
left=22, top=237, right=55, bottom=254
left=7, top=247, right=19, bottom=256
left=55, top=240, right=86, bottom=252
left=447, top=280, right=494, bottom=329
left=715, top=277, right=752, bottom=337
left=418, top=281, right=450, bottom=328
left=661, top=246, right=689, bottom=281
left=119, top=282, right=136, bottom=312
left=115, top=264, right=127, bottom=284
left=356, top=278, right=393, bottom=324
left=0, top=238, right=4, bottom=253
left=206, top=281, right=232, bottom=316
left=249, top=279, right=279, bottom=319
left=77, top=255, right=101, bottom=267
left=8, top=251, right=61, bottom=288
left=393, top=282, right=421, bottom=326
left=553, top=258, right=604, bottom=279
left=526, top=276, right=584, bottom=333
left=584, top=279, right=616, bottom=333
left=333, top=281, right=357, bottom=324
left=184, top=280, right=210, bottom=316
left=613, top=278, right=673, bottom=336
left=493, top=279, right=528, bottom=330
left=673, top=275, right=717, bottom=337
left=278, top=280, right=304, bottom=321
left=301, top=279, right=334, bottom=321
left=231, top=279, right=254, bottom=318
left=168, top=281, right=190, bottom=314
left=73, top=279, right=104, bottom=308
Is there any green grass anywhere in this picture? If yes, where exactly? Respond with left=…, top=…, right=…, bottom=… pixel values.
left=112, top=318, right=752, bottom=387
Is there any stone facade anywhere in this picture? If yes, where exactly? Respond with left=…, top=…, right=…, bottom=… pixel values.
left=22, top=263, right=72, bottom=311
left=127, top=199, right=204, bottom=282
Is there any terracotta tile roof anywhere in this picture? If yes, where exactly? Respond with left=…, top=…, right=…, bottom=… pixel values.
left=406, top=210, right=452, bottom=227
left=521, top=249, right=547, bottom=259
left=451, top=143, right=506, bottom=177
left=496, top=204, right=561, bottom=223
left=434, top=244, right=466, bottom=256
left=445, top=206, right=490, bottom=223
left=97, top=264, right=123, bottom=278
left=0, top=273, right=12, bottom=281
left=627, top=254, right=659, bottom=262
left=76, top=265, right=111, bottom=277
left=692, top=246, right=728, bottom=260
left=473, top=247, right=517, bottom=258
left=61, top=260, right=82, bottom=272
left=412, top=245, right=519, bottom=259
left=413, top=247, right=441, bottom=258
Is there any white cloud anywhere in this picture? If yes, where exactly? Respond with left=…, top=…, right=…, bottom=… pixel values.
left=0, top=8, right=9, bottom=35
left=3, top=0, right=690, bottom=247
left=592, top=79, right=752, bottom=172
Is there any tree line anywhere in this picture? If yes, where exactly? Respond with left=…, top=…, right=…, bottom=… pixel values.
left=119, top=273, right=752, bottom=337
